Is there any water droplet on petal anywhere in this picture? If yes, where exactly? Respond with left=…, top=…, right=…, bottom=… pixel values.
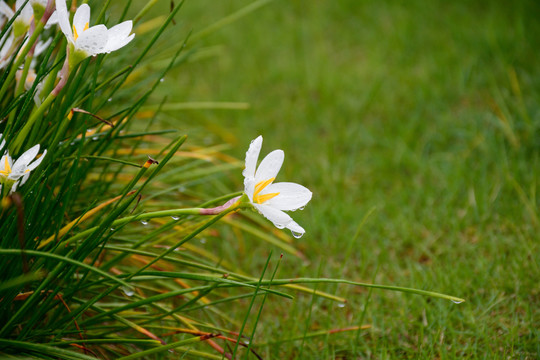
left=299, top=206, right=305, bottom=210
left=171, top=216, right=180, bottom=220
left=291, top=231, right=303, bottom=238
left=140, top=220, right=148, bottom=226
left=122, top=286, right=134, bottom=297
left=275, top=224, right=285, bottom=229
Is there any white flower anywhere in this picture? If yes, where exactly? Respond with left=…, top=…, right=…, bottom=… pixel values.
left=0, top=137, right=47, bottom=194
left=243, top=136, right=312, bottom=237
left=55, top=0, right=134, bottom=63
left=0, top=32, right=14, bottom=69
left=0, top=0, right=56, bottom=36
left=0, top=0, right=33, bottom=36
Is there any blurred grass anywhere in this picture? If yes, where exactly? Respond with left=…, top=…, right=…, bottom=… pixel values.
left=152, top=0, right=540, bottom=357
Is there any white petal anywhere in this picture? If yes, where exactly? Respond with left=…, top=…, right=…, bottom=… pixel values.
left=243, top=136, right=262, bottom=179
left=10, top=180, right=19, bottom=192
left=55, top=0, right=73, bottom=41
left=26, top=149, right=46, bottom=171
left=34, top=37, right=53, bottom=56
left=253, top=203, right=293, bottom=229
left=244, top=177, right=256, bottom=203
left=45, top=10, right=58, bottom=28
left=103, top=20, right=134, bottom=53
left=12, top=144, right=40, bottom=173
left=19, top=172, right=30, bottom=186
left=75, top=24, right=108, bottom=56
left=286, top=220, right=305, bottom=236
left=254, top=149, right=284, bottom=183
left=15, top=0, right=33, bottom=24
left=262, top=182, right=312, bottom=211
left=104, top=32, right=133, bottom=53
left=73, top=3, right=90, bottom=37
left=0, top=1, right=15, bottom=18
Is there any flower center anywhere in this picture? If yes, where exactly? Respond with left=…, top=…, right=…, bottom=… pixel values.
left=253, top=177, right=280, bottom=204
left=73, top=22, right=89, bottom=41
left=0, top=156, right=11, bottom=178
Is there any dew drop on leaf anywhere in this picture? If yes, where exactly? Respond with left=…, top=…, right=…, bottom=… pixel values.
left=122, top=286, right=134, bottom=297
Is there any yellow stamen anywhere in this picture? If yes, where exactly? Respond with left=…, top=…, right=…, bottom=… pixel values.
left=255, top=192, right=280, bottom=204
left=253, top=177, right=280, bottom=204
left=0, top=157, right=11, bottom=176
left=73, top=22, right=89, bottom=41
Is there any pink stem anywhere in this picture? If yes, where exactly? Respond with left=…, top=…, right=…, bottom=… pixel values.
left=199, top=196, right=241, bottom=215
left=52, top=57, right=69, bottom=96
left=41, top=0, right=55, bottom=25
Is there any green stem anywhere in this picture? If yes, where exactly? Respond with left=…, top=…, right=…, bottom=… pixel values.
left=61, top=202, right=250, bottom=247
left=249, top=278, right=466, bottom=303
left=12, top=91, right=57, bottom=152
left=116, top=336, right=219, bottom=360
left=14, top=51, right=33, bottom=97
left=0, top=21, right=45, bottom=102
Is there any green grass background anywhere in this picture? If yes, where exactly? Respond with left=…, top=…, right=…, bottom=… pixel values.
left=153, top=0, right=539, bottom=357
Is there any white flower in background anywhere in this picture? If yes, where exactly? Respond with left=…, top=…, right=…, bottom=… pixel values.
left=55, top=0, right=135, bottom=66
left=243, top=136, right=312, bottom=237
left=0, top=0, right=33, bottom=37
left=0, top=32, right=14, bottom=69
left=0, top=0, right=57, bottom=36
left=0, top=136, right=47, bottom=194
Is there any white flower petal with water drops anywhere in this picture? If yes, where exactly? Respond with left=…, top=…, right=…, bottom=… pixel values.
left=104, top=21, right=135, bottom=53
left=261, top=182, right=312, bottom=211
left=75, top=24, right=108, bottom=56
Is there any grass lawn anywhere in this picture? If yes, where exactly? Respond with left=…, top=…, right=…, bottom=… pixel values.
left=153, top=0, right=540, bottom=357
